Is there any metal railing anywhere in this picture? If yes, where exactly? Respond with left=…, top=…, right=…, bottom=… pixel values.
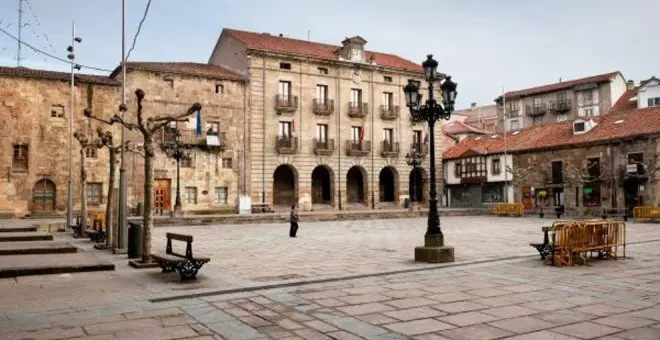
left=275, top=136, right=298, bottom=154
left=379, top=105, right=399, bottom=120
left=275, top=94, right=298, bottom=113
left=347, top=102, right=368, bottom=118
left=381, top=141, right=400, bottom=157
left=550, top=99, right=572, bottom=114
left=525, top=103, right=547, bottom=116
left=313, top=99, right=334, bottom=115
left=313, top=138, right=335, bottom=155
left=345, top=140, right=371, bottom=156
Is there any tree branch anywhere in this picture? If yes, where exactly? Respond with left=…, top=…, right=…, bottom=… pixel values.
left=151, top=102, right=202, bottom=132
left=84, top=108, right=114, bottom=125
left=135, top=89, right=148, bottom=135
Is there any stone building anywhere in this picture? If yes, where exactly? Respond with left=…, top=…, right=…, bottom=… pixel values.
left=208, top=28, right=445, bottom=211
left=0, top=67, right=120, bottom=217
left=495, top=71, right=628, bottom=132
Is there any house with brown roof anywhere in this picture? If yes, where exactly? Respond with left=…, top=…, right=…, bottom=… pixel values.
left=442, top=120, right=493, bottom=141
left=443, top=99, right=660, bottom=215
left=495, top=71, right=628, bottom=132
left=208, top=28, right=445, bottom=210
left=452, top=102, right=499, bottom=133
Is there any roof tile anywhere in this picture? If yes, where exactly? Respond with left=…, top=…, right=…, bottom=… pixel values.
left=497, top=71, right=620, bottom=100
left=112, top=62, right=245, bottom=81
left=0, top=66, right=118, bottom=86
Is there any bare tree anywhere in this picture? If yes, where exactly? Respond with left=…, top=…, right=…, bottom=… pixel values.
left=563, top=159, right=608, bottom=217
left=86, top=89, right=200, bottom=264
left=505, top=165, right=533, bottom=203
left=72, top=131, right=103, bottom=237
left=627, top=153, right=660, bottom=206
left=94, top=127, right=120, bottom=248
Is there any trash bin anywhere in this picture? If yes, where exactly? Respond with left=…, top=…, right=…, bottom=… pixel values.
left=136, top=203, right=143, bottom=217
left=404, top=198, right=410, bottom=208
left=127, top=220, right=143, bottom=259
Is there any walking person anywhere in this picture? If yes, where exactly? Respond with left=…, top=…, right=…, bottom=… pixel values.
left=289, top=204, right=299, bottom=237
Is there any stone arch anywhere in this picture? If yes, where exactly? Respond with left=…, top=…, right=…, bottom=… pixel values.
left=311, top=165, right=334, bottom=205
left=379, top=166, right=398, bottom=202
left=346, top=166, right=368, bottom=204
left=409, top=167, right=427, bottom=203
left=273, top=164, right=298, bottom=206
left=32, top=179, right=56, bottom=212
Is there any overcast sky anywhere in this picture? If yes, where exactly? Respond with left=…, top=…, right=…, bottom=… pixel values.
left=0, top=0, right=658, bottom=108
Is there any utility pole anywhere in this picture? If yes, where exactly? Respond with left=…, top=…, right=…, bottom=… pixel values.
left=66, top=21, right=76, bottom=229
left=17, top=0, right=22, bottom=66
left=117, top=0, right=128, bottom=251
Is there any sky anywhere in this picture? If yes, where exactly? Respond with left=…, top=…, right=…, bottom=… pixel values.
left=0, top=0, right=658, bottom=109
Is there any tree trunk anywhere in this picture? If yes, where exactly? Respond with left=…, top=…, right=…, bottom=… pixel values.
left=141, top=137, right=154, bottom=263
left=105, top=149, right=116, bottom=248
left=80, top=149, right=88, bottom=233
left=577, top=185, right=584, bottom=217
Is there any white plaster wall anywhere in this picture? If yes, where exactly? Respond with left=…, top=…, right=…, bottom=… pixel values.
left=609, top=73, right=627, bottom=109
left=638, top=81, right=660, bottom=109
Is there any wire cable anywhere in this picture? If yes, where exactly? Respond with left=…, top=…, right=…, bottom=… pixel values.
left=0, top=26, right=114, bottom=72
left=125, top=0, right=152, bottom=60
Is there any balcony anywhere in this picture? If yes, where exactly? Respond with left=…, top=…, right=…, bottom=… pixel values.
left=381, top=141, right=400, bottom=157
left=313, top=99, right=334, bottom=116
left=550, top=99, right=572, bottom=114
left=161, top=128, right=226, bottom=151
left=410, top=142, right=429, bottom=156
left=347, top=102, right=368, bottom=118
left=525, top=103, right=547, bottom=117
left=345, top=140, right=371, bottom=157
left=313, top=138, right=335, bottom=156
left=379, top=105, right=399, bottom=120
left=275, top=95, right=298, bottom=114
left=275, top=136, right=298, bottom=154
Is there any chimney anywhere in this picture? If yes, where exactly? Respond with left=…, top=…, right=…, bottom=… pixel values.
left=626, top=80, right=634, bottom=90
left=470, top=102, right=477, bottom=110
left=279, top=33, right=284, bottom=37
left=559, top=77, right=562, bottom=83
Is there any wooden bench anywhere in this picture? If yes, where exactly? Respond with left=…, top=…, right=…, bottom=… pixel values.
left=530, top=225, right=555, bottom=260
left=602, top=208, right=628, bottom=221
left=152, top=233, right=210, bottom=281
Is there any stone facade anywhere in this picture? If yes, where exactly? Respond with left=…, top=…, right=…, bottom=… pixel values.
left=0, top=69, right=120, bottom=217
left=210, top=31, right=446, bottom=211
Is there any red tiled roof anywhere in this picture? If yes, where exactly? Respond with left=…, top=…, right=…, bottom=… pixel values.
left=443, top=120, right=492, bottom=135
left=110, top=62, right=245, bottom=81
left=496, top=71, right=620, bottom=101
left=443, top=107, right=660, bottom=159
left=611, top=88, right=637, bottom=112
left=0, top=66, right=118, bottom=86
left=223, top=29, right=423, bottom=73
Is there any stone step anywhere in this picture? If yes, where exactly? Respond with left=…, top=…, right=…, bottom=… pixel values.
left=0, top=225, right=38, bottom=233
left=0, top=241, right=77, bottom=255
left=0, top=232, right=53, bottom=242
left=0, top=253, right=115, bottom=278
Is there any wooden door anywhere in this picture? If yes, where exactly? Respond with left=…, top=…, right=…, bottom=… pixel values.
left=32, top=179, right=56, bottom=212
left=153, top=179, right=171, bottom=211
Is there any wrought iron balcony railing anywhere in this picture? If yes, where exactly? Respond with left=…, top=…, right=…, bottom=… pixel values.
left=525, top=103, right=547, bottom=117
left=381, top=141, right=400, bottom=157
left=410, top=142, right=429, bottom=156
left=160, top=127, right=226, bottom=150
left=550, top=99, right=572, bottom=114
left=345, top=140, right=371, bottom=157
left=275, top=136, right=298, bottom=154
left=313, top=99, right=334, bottom=115
left=347, top=102, right=368, bottom=118
left=275, top=94, right=298, bottom=113
left=313, top=138, right=335, bottom=156
left=379, top=105, right=400, bottom=120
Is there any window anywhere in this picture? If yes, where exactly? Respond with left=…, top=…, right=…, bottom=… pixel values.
left=279, top=62, right=291, bottom=70
left=583, top=184, right=601, bottom=207
left=454, top=163, right=462, bottom=177
left=648, top=97, right=660, bottom=107
left=164, top=78, right=174, bottom=88
left=482, top=182, right=504, bottom=203
left=87, top=182, right=103, bottom=205
left=556, top=114, right=568, bottom=122
left=492, top=158, right=501, bottom=175
left=557, top=92, right=567, bottom=102
left=507, top=104, right=519, bottom=117
left=382, top=92, right=393, bottom=109
left=628, top=152, right=644, bottom=164
left=51, top=105, right=65, bottom=118
left=551, top=161, right=563, bottom=184
left=215, top=84, right=224, bottom=94
left=574, top=121, right=586, bottom=132
left=278, top=121, right=292, bottom=138
left=351, top=126, right=362, bottom=142
left=583, top=90, right=593, bottom=105
left=318, top=67, right=328, bottom=75
left=350, top=88, right=362, bottom=106
left=533, top=117, right=542, bottom=126
left=222, top=158, right=232, bottom=169
left=587, top=157, right=601, bottom=179
left=510, top=120, right=520, bottom=131
left=351, top=48, right=363, bottom=61
left=316, top=124, right=328, bottom=142
left=12, top=144, right=28, bottom=171
left=184, top=187, right=198, bottom=204
left=181, top=155, right=193, bottom=168
left=383, top=76, right=393, bottom=83
left=316, top=85, right=328, bottom=104
left=412, top=130, right=423, bottom=150
left=383, top=128, right=393, bottom=143
left=278, top=81, right=291, bottom=97
left=214, top=187, right=228, bottom=204
left=85, top=147, right=98, bottom=159
left=206, top=121, right=220, bottom=136
left=460, top=157, right=487, bottom=178
left=532, top=97, right=542, bottom=108
left=583, top=107, right=594, bottom=116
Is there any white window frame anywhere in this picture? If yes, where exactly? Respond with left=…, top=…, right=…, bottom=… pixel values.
left=278, top=121, right=291, bottom=138
left=214, top=187, right=228, bottom=205
left=316, top=124, right=328, bottom=142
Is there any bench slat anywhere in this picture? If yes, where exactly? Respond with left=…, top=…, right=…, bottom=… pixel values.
left=166, top=233, right=193, bottom=242
left=152, top=253, right=186, bottom=262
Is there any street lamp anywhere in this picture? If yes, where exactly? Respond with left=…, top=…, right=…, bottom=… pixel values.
left=162, top=128, right=190, bottom=217
left=66, top=21, right=82, bottom=230
left=405, top=150, right=425, bottom=203
left=403, top=54, right=458, bottom=263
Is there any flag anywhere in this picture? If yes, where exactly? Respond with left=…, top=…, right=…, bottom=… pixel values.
left=360, top=126, right=364, bottom=141
left=424, top=133, right=429, bottom=144
left=292, top=119, right=295, bottom=134
left=195, top=109, right=202, bottom=136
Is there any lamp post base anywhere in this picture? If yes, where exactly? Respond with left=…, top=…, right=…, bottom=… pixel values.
left=171, top=205, right=183, bottom=218
left=414, top=234, right=455, bottom=263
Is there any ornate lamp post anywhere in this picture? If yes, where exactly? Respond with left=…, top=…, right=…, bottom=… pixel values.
left=162, top=129, right=190, bottom=217
left=403, top=54, right=458, bottom=263
left=405, top=151, right=425, bottom=203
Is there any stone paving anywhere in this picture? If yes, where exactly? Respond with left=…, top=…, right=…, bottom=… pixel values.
left=0, top=216, right=659, bottom=339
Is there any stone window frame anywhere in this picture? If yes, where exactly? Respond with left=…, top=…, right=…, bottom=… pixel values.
left=383, top=76, right=393, bottom=83
left=181, top=154, right=194, bottom=168
left=12, top=144, right=29, bottom=172
left=491, top=158, right=501, bottom=175
left=50, top=104, right=65, bottom=118
left=163, top=78, right=174, bottom=89
left=184, top=186, right=198, bottom=205
left=87, top=182, right=103, bottom=205
left=215, top=84, right=224, bottom=94
left=214, top=187, right=228, bottom=205
left=222, top=158, right=232, bottom=169
left=279, top=62, right=292, bottom=70
left=85, top=146, right=98, bottom=159
left=317, top=67, right=329, bottom=75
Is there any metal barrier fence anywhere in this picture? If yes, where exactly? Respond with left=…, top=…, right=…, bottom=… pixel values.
left=548, top=219, right=626, bottom=266
left=632, top=206, right=660, bottom=222
left=492, top=203, right=525, bottom=217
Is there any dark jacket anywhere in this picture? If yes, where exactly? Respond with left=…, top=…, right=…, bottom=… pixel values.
left=290, top=210, right=298, bottom=223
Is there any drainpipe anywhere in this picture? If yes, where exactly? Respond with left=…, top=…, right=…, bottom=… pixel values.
left=243, top=75, right=248, bottom=196
left=610, top=142, right=615, bottom=208
left=299, top=60, right=303, bottom=205
left=370, top=68, right=375, bottom=209
left=262, top=58, right=266, bottom=204
left=337, top=67, right=342, bottom=210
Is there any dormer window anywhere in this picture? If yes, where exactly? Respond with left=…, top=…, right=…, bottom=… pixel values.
left=574, top=121, right=585, bottom=133
left=351, top=49, right=363, bottom=62
left=573, top=118, right=597, bottom=135
left=648, top=97, right=660, bottom=107
left=341, top=36, right=367, bottom=63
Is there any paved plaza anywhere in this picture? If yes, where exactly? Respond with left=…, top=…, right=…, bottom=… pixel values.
left=1, top=216, right=659, bottom=339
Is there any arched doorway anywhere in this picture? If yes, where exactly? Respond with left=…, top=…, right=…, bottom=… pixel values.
left=311, top=165, right=333, bottom=205
left=33, top=179, right=56, bottom=212
left=379, top=167, right=398, bottom=202
left=409, top=167, right=426, bottom=202
left=346, top=166, right=367, bottom=204
left=273, top=165, right=298, bottom=206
